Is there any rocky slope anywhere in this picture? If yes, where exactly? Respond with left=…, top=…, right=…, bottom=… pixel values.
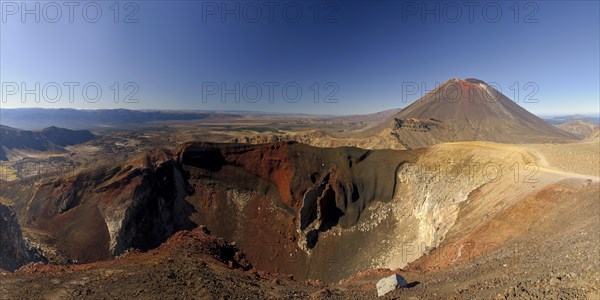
left=1, top=141, right=420, bottom=279
left=587, top=130, right=600, bottom=142
left=0, top=204, right=35, bottom=271
left=0, top=227, right=308, bottom=300
left=2, top=149, right=196, bottom=263
left=0, top=142, right=597, bottom=299
left=3, top=139, right=597, bottom=285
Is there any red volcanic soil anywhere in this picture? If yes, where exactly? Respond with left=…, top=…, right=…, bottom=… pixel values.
left=179, top=141, right=298, bottom=208
left=178, top=141, right=418, bottom=224
left=2, top=141, right=419, bottom=282
left=177, top=141, right=420, bottom=281
left=2, top=179, right=597, bottom=299
left=3, top=227, right=324, bottom=299
left=2, top=140, right=597, bottom=299
left=22, top=173, right=113, bottom=263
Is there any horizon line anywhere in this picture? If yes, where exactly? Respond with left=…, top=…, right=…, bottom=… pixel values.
left=1, top=106, right=599, bottom=118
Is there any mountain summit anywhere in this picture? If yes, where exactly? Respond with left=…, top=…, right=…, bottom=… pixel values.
left=377, top=78, right=576, bottom=148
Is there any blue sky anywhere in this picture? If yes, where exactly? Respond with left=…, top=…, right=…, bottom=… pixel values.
left=1, top=0, right=599, bottom=115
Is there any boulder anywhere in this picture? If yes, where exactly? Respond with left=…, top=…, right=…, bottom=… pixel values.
left=376, top=274, right=408, bottom=297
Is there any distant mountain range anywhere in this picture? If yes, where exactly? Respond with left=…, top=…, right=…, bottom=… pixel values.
left=0, top=125, right=95, bottom=161
left=0, top=108, right=235, bottom=130
left=1, top=87, right=597, bottom=151
left=543, top=114, right=600, bottom=126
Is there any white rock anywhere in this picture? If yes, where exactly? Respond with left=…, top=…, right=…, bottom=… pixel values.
left=376, top=274, right=408, bottom=297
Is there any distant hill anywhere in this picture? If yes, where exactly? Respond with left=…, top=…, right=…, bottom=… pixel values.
left=369, top=78, right=577, bottom=148
left=544, top=114, right=600, bottom=126
left=585, top=130, right=600, bottom=143
left=0, top=125, right=95, bottom=161
left=0, top=108, right=233, bottom=130
left=556, top=120, right=600, bottom=139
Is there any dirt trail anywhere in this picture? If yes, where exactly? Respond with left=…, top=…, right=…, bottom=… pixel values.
left=450, top=141, right=600, bottom=180
left=521, top=144, right=600, bottom=181
left=520, top=142, right=600, bottom=178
